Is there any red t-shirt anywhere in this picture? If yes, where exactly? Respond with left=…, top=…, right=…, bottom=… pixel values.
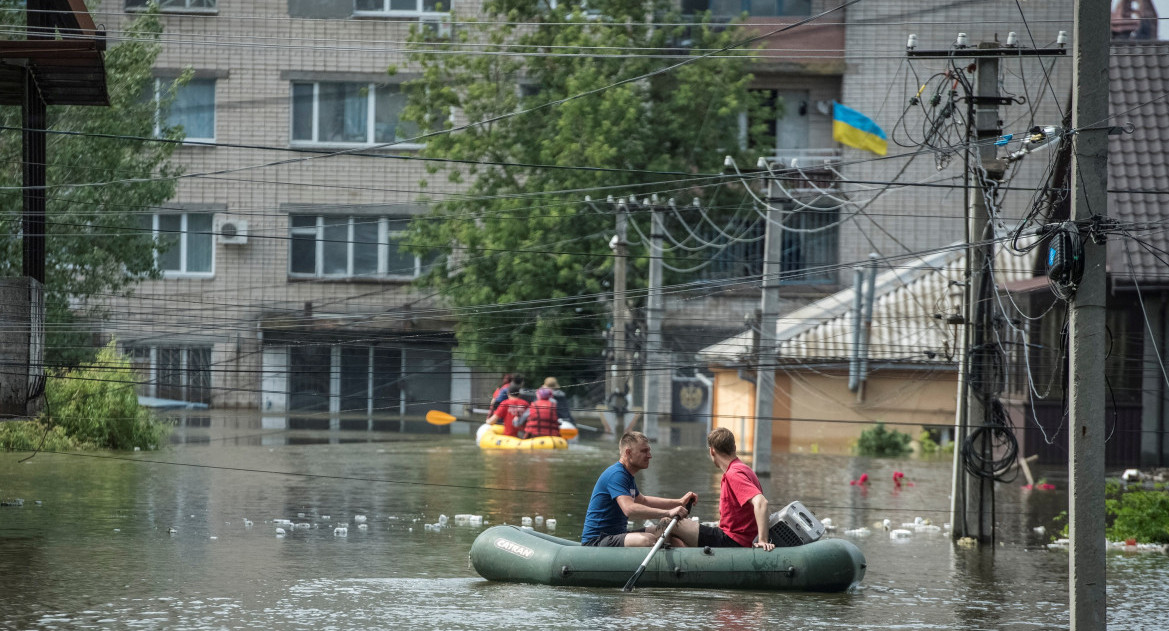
left=719, top=458, right=764, bottom=546
left=495, top=398, right=529, bottom=437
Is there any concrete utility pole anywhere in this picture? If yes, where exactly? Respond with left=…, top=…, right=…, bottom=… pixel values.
left=611, top=201, right=631, bottom=435
left=643, top=201, right=665, bottom=442
left=1068, top=0, right=1109, bottom=626
left=752, top=204, right=782, bottom=476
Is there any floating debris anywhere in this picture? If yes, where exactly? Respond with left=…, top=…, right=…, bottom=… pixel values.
left=294, top=522, right=310, bottom=530
left=522, top=516, right=533, bottom=527
left=439, top=514, right=449, bottom=526
left=1, top=499, right=25, bottom=507
left=1033, top=526, right=1046, bottom=535
left=358, top=523, right=368, bottom=531
left=276, top=528, right=286, bottom=538
left=545, top=518, right=556, bottom=531
left=321, top=515, right=331, bottom=521
left=209, top=536, right=218, bottom=541
left=889, top=529, right=912, bottom=539
left=454, top=514, right=472, bottom=526
left=844, top=527, right=871, bottom=537
left=957, top=537, right=978, bottom=548
left=822, top=517, right=835, bottom=531
left=469, top=515, right=484, bottom=527
left=243, top=519, right=254, bottom=529
left=167, top=527, right=177, bottom=535
left=534, top=516, right=544, bottom=527
left=334, top=526, right=348, bottom=537
left=354, top=515, right=367, bottom=524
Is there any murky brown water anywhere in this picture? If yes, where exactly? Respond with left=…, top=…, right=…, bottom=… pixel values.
left=1, top=412, right=1166, bottom=630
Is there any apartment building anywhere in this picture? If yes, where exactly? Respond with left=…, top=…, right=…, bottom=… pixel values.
left=102, top=0, right=466, bottom=426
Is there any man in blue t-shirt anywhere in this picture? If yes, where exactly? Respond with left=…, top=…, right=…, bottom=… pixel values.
left=580, top=431, right=699, bottom=547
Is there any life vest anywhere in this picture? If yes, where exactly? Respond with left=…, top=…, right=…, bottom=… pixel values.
left=525, top=399, right=560, bottom=437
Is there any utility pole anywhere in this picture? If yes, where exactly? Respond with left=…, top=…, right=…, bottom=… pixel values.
left=966, top=46, right=1003, bottom=544
left=1068, top=0, right=1109, bottom=626
left=908, top=36, right=1066, bottom=543
left=611, top=200, right=631, bottom=435
left=643, top=199, right=665, bottom=442
left=753, top=204, right=782, bottom=476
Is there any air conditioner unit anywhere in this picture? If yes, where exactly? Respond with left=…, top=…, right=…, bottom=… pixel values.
left=420, top=16, right=452, bottom=40
left=214, top=217, right=248, bottom=245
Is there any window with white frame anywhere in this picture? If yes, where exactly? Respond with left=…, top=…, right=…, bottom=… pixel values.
left=289, top=215, right=430, bottom=279
left=354, top=0, right=448, bottom=17
left=127, top=0, right=218, bottom=13
left=142, top=213, right=214, bottom=276
left=291, top=81, right=420, bottom=146
left=125, top=344, right=212, bottom=405
left=154, top=78, right=216, bottom=142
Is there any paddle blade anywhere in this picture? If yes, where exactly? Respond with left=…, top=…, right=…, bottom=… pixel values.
left=622, top=565, right=646, bottom=592
left=559, top=421, right=579, bottom=440
left=425, top=410, right=457, bottom=425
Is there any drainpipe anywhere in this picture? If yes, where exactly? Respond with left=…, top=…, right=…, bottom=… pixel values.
left=856, top=254, right=879, bottom=401
left=848, top=267, right=864, bottom=392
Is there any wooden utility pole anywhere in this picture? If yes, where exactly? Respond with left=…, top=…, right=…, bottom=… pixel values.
left=611, top=201, right=630, bottom=435
left=643, top=202, right=665, bottom=442
left=752, top=204, right=782, bottom=476
left=1068, top=0, right=1109, bottom=626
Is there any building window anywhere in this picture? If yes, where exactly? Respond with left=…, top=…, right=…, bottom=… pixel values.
left=683, top=0, right=810, bottom=17
left=741, top=89, right=809, bottom=157
left=127, top=0, right=218, bottom=13
left=144, top=213, right=214, bottom=277
left=289, top=215, right=430, bottom=279
left=125, top=345, right=212, bottom=405
left=154, top=78, right=216, bottom=142
left=780, top=206, right=838, bottom=284
left=291, top=81, right=420, bottom=147
left=354, top=0, right=448, bottom=16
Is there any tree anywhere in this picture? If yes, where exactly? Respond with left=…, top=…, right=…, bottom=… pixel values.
left=403, top=0, right=766, bottom=383
left=0, top=6, right=183, bottom=367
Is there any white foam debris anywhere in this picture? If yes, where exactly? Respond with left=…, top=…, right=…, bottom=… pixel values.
left=408, top=527, right=413, bottom=533
left=276, top=528, right=286, bottom=537
left=294, top=522, right=310, bottom=530
left=168, top=528, right=177, bottom=535
left=298, top=512, right=306, bottom=519
left=209, top=536, right=218, bottom=541
left=521, top=516, right=533, bottom=527
left=334, top=527, right=348, bottom=537
left=469, top=515, right=484, bottom=527
left=822, top=517, right=835, bottom=531
left=535, top=516, right=544, bottom=527
left=354, top=515, right=367, bottom=524
left=520, top=526, right=534, bottom=531
left=545, top=518, right=557, bottom=530
left=358, top=523, right=368, bottom=531
left=1033, top=526, right=1046, bottom=535
left=915, top=524, right=942, bottom=534
left=274, top=519, right=292, bottom=527
left=439, top=514, right=449, bottom=526
left=844, top=527, right=871, bottom=537
left=454, top=514, right=472, bottom=526
left=243, top=519, right=253, bottom=528
left=321, top=515, right=331, bottom=521
left=890, top=529, right=913, bottom=539
left=113, top=528, right=121, bottom=533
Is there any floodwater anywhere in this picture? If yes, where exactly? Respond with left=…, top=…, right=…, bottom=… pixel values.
left=1, top=413, right=1166, bottom=630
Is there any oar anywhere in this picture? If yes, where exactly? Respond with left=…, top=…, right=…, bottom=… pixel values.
left=622, top=498, right=695, bottom=592
left=425, top=410, right=458, bottom=425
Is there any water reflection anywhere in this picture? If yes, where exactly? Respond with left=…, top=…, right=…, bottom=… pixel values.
left=1, top=410, right=1166, bottom=630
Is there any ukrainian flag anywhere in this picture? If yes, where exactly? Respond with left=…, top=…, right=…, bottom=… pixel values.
left=832, top=102, right=887, bottom=156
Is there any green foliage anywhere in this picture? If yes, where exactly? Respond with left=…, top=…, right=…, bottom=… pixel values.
left=40, top=342, right=170, bottom=451
left=0, top=7, right=182, bottom=367
left=0, top=420, right=77, bottom=452
left=1106, top=490, right=1169, bottom=544
left=855, top=423, right=912, bottom=457
left=918, top=430, right=940, bottom=456
left=401, top=0, right=767, bottom=381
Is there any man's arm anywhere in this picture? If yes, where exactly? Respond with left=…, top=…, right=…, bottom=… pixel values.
left=616, top=494, right=691, bottom=521
left=749, top=494, right=774, bottom=551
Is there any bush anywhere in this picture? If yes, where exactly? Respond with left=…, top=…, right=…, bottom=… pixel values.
left=39, top=341, right=170, bottom=451
left=1106, top=490, right=1169, bottom=544
left=0, top=420, right=78, bottom=452
left=856, top=422, right=912, bottom=457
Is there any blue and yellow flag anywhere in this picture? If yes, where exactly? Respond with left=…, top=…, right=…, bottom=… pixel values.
left=832, top=102, right=887, bottom=156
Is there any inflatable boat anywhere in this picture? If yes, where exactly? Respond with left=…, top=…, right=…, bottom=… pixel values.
left=470, top=525, right=866, bottom=592
left=476, top=423, right=570, bottom=450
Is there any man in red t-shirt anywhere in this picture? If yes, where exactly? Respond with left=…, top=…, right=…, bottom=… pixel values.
left=697, top=427, right=775, bottom=551
left=484, top=387, right=529, bottom=438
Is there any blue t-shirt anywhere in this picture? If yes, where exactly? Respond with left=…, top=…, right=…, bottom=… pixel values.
left=580, top=462, right=639, bottom=543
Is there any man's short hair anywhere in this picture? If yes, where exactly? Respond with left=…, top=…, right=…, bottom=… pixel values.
left=511, top=373, right=525, bottom=387
left=707, top=427, right=737, bottom=456
left=507, top=386, right=523, bottom=397
left=619, top=431, right=649, bottom=455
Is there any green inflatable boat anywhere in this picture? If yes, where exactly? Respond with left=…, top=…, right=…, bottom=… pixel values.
left=470, top=526, right=866, bottom=592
